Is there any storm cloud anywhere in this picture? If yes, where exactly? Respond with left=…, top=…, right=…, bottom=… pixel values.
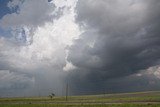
left=1, top=0, right=160, bottom=97
left=66, top=0, right=160, bottom=94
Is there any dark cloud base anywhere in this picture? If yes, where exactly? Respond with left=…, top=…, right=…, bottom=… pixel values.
left=66, top=72, right=160, bottom=95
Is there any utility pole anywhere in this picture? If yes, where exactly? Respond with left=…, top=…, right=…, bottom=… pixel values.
left=65, top=83, right=68, bottom=101
left=104, top=88, right=106, bottom=97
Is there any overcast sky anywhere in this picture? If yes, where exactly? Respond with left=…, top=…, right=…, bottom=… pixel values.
left=0, top=0, right=160, bottom=97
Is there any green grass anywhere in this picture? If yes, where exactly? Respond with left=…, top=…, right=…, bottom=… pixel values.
left=1, top=91, right=160, bottom=107
left=0, top=104, right=160, bottom=107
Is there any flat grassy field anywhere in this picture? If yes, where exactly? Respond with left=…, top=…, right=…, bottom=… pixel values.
left=0, top=91, right=160, bottom=107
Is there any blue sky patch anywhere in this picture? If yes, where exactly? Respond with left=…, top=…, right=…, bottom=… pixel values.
left=0, top=0, right=11, bottom=19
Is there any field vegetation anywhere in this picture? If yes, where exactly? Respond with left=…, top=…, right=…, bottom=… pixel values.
left=0, top=91, right=160, bottom=107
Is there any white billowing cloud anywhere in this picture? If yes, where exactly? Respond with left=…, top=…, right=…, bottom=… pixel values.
left=9, top=0, right=80, bottom=70
left=154, top=69, right=160, bottom=79
left=53, top=0, right=78, bottom=11
left=146, top=66, right=160, bottom=79
left=63, top=61, right=76, bottom=71
left=0, top=0, right=80, bottom=96
left=0, top=0, right=80, bottom=70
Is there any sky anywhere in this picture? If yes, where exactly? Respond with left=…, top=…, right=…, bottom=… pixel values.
left=0, top=0, right=160, bottom=97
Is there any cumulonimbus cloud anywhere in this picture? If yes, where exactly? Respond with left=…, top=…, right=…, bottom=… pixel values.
left=66, top=0, right=160, bottom=94
left=1, top=0, right=160, bottom=96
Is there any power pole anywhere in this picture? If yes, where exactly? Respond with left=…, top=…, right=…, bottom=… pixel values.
left=65, top=83, right=68, bottom=101
left=104, top=88, right=106, bottom=97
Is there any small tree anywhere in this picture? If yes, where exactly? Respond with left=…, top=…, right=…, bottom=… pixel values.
left=51, top=93, right=55, bottom=97
left=49, top=93, right=55, bottom=99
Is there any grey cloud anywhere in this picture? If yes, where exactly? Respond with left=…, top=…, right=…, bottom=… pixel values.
left=0, top=70, right=34, bottom=97
left=67, top=0, right=160, bottom=94
left=67, top=69, right=160, bottom=95
left=0, top=0, right=56, bottom=28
